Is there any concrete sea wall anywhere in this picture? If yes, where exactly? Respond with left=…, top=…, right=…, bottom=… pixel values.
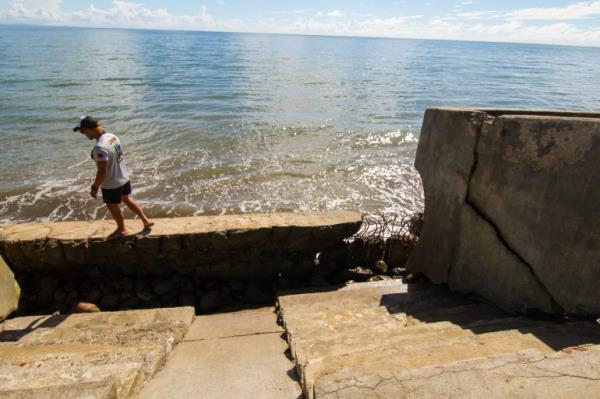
left=407, top=108, right=600, bottom=316
left=0, top=211, right=362, bottom=315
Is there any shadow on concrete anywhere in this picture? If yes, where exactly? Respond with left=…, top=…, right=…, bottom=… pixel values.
left=0, top=313, right=70, bottom=342
left=379, top=283, right=600, bottom=352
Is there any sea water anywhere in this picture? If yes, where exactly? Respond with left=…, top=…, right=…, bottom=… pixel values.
left=1, top=25, right=599, bottom=222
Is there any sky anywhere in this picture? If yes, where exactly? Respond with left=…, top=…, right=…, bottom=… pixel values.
left=1, top=0, right=600, bottom=47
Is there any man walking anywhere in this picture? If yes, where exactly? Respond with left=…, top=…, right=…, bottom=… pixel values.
left=74, top=115, right=154, bottom=239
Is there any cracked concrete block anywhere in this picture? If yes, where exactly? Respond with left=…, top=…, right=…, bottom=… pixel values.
left=408, top=108, right=600, bottom=316
left=0, top=253, right=20, bottom=320
left=406, top=108, right=489, bottom=283
left=470, top=115, right=600, bottom=315
left=450, top=205, right=556, bottom=314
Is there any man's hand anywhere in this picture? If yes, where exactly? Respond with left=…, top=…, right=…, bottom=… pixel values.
left=90, top=185, right=99, bottom=199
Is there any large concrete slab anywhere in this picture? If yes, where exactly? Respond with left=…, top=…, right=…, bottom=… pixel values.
left=277, top=280, right=438, bottom=324
left=1, top=306, right=195, bottom=331
left=0, top=379, right=118, bottom=399
left=0, top=211, right=361, bottom=279
left=138, top=333, right=303, bottom=399
left=277, top=279, right=600, bottom=399
left=0, top=363, right=143, bottom=399
left=185, top=307, right=282, bottom=341
left=0, top=307, right=197, bottom=398
left=15, top=321, right=188, bottom=353
left=407, top=108, right=600, bottom=315
left=315, top=346, right=600, bottom=399
left=0, top=343, right=167, bottom=380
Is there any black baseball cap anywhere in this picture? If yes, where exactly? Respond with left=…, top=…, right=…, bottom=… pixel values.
left=73, top=115, right=99, bottom=132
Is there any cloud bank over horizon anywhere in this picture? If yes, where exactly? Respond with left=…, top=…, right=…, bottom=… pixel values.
left=1, top=0, right=600, bottom=47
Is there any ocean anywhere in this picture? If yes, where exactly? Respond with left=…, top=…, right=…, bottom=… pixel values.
left=1, top=25, right=600, bottom=223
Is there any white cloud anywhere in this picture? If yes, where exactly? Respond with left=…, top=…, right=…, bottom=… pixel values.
left=1, top=0, right=600, bottom=46
left=326, top=9, right=344, bottom=18
left=0, top=0, right=244, bottom=30
left=2, top=0, right=64, bottom=22
left=467, top=20, right=600, bottom=46
left=272, top=10, right=305, bottom=15
left=455, top=11, right=500, bottom=20
left=508, top=1, right=600, bottom=20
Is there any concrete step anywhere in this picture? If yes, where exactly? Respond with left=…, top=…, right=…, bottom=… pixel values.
left=0, top=379, right=119, bottom=399
left=286, top=306, right=408, bottom=359
left=15, top=320, right=188, bottom=353
left=295, top=318, right=600, bottom=387
left=0, top=306, right=195, bottom=332
left=301, top=323, right=600, bottom=399
left=292, top=317, right=524, bottom=375
left=282, top=292, right=477, bottom=331
left=137, top=307, right=303, bottom=399
left=278, top=281, right=441, bottom=326
left=0, top=307, right=196, bottom=398
left=0, top=343, right=166, bottom=382
left=285, top=302, right=505, bottom=360
left=313, top=345, right=600, bottom=399
left=0, top=362, right=144, bottom=399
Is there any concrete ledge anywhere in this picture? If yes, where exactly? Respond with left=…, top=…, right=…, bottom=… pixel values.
left=0, top=211, right=361, bottom=280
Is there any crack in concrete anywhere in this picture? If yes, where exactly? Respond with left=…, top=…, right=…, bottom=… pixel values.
left=318, top=351, right=600, bottom=398
left=463, top=112, right=566, bottom=315
left=183, top=330, right=283, bottom=343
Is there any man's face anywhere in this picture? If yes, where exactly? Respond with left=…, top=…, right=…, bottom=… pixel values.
left=80, top=127, right=94, bottom=140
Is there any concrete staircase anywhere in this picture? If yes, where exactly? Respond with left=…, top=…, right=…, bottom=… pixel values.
left=277, top=280, right=600, bottom=399
left=0, top=307, right=195, bottom=398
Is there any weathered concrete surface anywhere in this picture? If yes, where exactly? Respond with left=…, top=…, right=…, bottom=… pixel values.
left=138, top=307, right=303, bottom=399
left=0, top=379, right=119, bottom=399
left=277, top=279, right=600, bottom=399
left=0, top=254, right=20, bottom=320
left=314, top=346, right=600, bottom=399
left=184, top=306, right=282, bottom=341
left=0, top=211, right=361, bottom=281
left=1, top=306, right=195, bottom=331
left=407, top=108, right=600, bottom=315
left=0, top=307, right=194, bottom=399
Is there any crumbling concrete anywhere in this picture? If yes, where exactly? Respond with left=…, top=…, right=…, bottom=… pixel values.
left=0, top=254, right=20, bottom=320
left=407, top=108, right=600, bottom=316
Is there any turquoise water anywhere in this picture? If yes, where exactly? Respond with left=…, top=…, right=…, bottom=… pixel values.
left=1, top=25, right=600, bottom=222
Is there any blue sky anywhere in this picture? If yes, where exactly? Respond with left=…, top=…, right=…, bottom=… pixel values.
left=2, top=0, right=600, bottom=46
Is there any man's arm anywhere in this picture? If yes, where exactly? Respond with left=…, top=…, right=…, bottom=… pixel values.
left=90, top=160, right=108, bottom=199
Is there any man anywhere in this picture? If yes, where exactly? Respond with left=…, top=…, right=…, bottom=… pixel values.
left=74, top=115, right=154, bottom=239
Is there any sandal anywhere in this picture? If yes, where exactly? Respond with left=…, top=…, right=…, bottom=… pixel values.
left=107, top=230, right=129, bottom=240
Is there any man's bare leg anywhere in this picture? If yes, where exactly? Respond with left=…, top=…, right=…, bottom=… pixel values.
left=122, top=195, right=154, bottom=228
left=106, top=203, right=129, bottom=237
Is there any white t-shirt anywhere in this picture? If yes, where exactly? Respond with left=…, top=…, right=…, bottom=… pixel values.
left=91, top=132, right=130, bottom=189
